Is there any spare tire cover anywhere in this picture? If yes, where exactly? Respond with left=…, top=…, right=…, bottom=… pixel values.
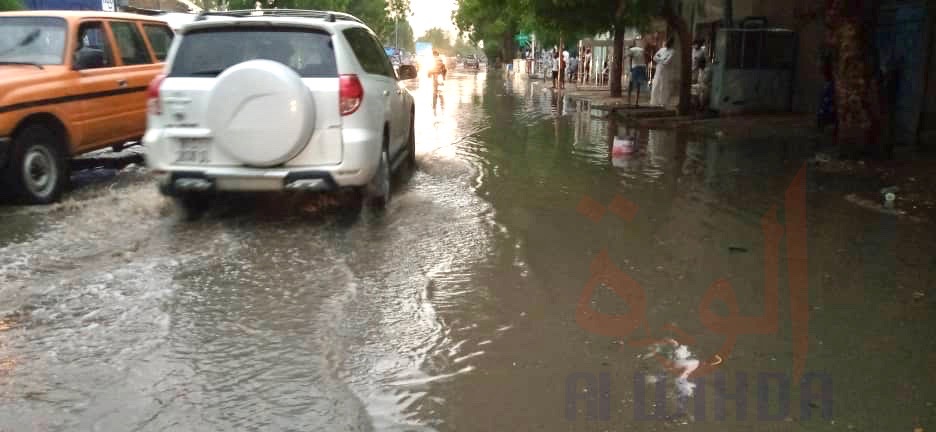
left=206, top=60, right=315, bottom=167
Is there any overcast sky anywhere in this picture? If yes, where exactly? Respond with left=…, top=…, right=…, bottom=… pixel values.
left=408, top=0, right=458, bottom=42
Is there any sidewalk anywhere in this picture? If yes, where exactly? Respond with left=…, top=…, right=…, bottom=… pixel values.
left=560, top=80, right=936, bottom=222
left=562, top=83, right=675, bottom=118
left=644, top=112, right=936, bottom=224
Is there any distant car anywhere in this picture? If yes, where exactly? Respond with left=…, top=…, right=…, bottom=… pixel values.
left=464, top=55, right=480, bottom=70
left=144, top=9, right=418, bottom=218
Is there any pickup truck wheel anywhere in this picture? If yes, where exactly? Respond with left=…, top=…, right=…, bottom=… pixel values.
left=364, top=146, right=391, bottom=209
left=6, top=125, right=67, bottom=204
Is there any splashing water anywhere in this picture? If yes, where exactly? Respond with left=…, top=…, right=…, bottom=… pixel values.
left=642, top=338, right=700, bottom=398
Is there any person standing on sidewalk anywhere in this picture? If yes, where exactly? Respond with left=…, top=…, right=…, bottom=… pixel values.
left=627, top=39, right=648, bottom=107
left=696, top=58, right=712, bottom=111
left=650, top=37, right=676, bottom=107
left=582, top=48, right=592, bottom=84
left=691, top=40, right=707, bottom=82
left=551, top=52, right=560, bottom=88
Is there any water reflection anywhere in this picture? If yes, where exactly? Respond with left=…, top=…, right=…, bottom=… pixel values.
left=1, top=73, right=929, bottom=432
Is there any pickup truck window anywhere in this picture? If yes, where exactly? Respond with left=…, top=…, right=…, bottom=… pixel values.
left=0, top=16, right=67, bottom=66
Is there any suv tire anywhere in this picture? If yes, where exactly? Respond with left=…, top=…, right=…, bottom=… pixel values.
left=172, top=193, right=210, bottom=221
left=406, top=112, right=416, bottom=169
left=364, top=145, right=390, bottom=209
left=5, top=124, right=67, bottom=204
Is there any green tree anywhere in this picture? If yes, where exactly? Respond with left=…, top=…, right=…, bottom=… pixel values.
left=0, top=0, right=22, bottom=11
left=417, top=27, right=453, bottom=54
left=454, top=0, right=524, bottom=64
left=386, top=19, right=415, bottom=51
left=452, top=35, right=478, bottom=55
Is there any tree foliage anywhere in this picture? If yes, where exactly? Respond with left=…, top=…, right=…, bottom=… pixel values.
left=386, top=18, right=415, bottom=51
left=452, top=36, right=479, bottom=56
left=0, top=0, right=22, bottom=11
left=417, top=27, right=453, bottom=53
left=453, top=0, right=524, bottom=62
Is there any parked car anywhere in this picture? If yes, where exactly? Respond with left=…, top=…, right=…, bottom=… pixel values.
left=464, top=54, right=480, bottom=70
left=0, top=11, right=174, bottom=203
left=144, top=9, right=418, bottom=219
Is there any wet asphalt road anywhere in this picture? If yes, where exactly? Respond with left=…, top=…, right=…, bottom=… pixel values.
left=0, top=71, right=934, bottom=431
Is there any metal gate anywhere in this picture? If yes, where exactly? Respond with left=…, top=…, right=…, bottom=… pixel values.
left=876, top=0, right=928, bottom=147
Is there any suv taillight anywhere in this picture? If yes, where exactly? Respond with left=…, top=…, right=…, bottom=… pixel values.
left=147, top=74, right=166, bottom=115
left=339, top=74, right=363, bottom=116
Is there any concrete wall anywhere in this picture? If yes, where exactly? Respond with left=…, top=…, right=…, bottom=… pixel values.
left=713, top=69, right=796, bottom=113
left=739, top=0, right=825, bottom=114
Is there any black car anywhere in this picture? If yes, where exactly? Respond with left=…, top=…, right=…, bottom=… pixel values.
left=464, top=55, right=480, bottom=69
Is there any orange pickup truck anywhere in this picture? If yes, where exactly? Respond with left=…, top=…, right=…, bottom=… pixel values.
left=0, top=11, right=174, bottom=203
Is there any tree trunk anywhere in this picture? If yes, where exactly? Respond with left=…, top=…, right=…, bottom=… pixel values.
left=662, top=0, right=693, bottom=114
left=500, top=24, right=517, bottom=67
left=610, top=27, right=625, bottom=98
left=723, top=0, right=734, bottom=27
left=826, top=0, right=881, bottom=158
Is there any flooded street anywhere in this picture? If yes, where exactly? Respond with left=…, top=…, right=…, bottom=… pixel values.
left=1, top=71, right=934, bottom=431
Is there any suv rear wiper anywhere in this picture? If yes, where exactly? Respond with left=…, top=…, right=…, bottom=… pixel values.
left=0, top=61, right=44, bottom=70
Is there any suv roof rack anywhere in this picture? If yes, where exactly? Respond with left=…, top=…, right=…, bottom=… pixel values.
left=195, top=9, right=364, bottom=24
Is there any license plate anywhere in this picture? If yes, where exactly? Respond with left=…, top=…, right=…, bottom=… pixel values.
left=176, top=138, right=211, bottom=164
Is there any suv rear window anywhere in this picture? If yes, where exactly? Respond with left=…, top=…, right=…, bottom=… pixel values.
left=169, top=28, right=337, bottom=78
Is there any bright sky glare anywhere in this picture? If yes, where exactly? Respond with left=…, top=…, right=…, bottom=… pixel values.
left=407, top=0, right=459, bottom=42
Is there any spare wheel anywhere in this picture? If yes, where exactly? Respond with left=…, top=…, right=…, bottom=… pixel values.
left=206, top=60, right=315, bottom=167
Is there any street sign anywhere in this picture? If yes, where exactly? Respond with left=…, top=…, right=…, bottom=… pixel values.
left=515, top=33, right=530, bottom=45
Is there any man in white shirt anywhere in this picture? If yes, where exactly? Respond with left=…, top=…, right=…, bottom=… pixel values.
left=627, top=39, right=648, bottom=106
left=692, top=40, right=707, bottom=81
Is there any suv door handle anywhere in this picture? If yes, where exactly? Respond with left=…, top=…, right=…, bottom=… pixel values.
left=117, top=79, right=128, bottom=88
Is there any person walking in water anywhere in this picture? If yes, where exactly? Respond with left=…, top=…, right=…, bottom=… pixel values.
left=428, top=50, right=447, bottom=83
left=650, top=37, right=677, bottom=107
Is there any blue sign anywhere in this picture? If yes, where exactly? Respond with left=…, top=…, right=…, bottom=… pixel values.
left=415, top=42, right=432, bottom=56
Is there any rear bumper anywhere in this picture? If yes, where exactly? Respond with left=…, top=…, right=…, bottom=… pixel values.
left=156, top=168, right=346, bottom=196
left=0, top=136, right=10, bottom=169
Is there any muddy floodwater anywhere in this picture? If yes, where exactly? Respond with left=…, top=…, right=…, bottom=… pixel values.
left=0, top=72, right=934, bottom=431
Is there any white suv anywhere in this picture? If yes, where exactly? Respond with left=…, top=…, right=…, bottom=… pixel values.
left=143, top=9, right=417, bottom=216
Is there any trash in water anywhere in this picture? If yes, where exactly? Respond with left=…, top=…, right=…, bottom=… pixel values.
left=641, top=338, right=701, bottom=397
left=611, top=136, right=637, bottom=157
left=884, top=192, right=897, bottom=209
